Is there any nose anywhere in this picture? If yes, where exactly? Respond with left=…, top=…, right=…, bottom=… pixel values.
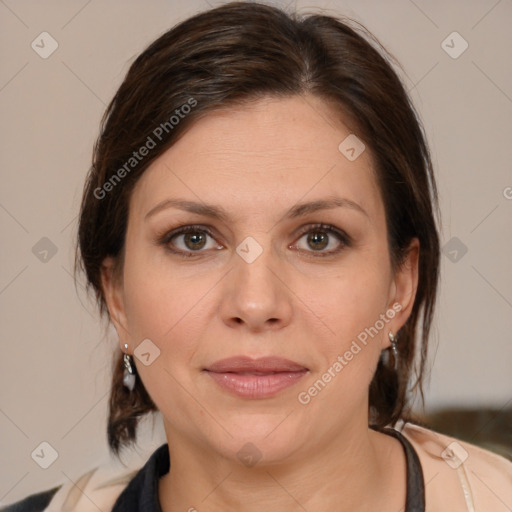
left=219, top=239, right=293, bottom=332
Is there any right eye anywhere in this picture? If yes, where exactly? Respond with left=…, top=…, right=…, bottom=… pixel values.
left=159, top=225, right=224, bottom=257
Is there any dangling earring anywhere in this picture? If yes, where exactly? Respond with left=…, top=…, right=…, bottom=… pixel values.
left=123, top=343, right=136, bottom=391
left=388, top=331, right=398, bottom=371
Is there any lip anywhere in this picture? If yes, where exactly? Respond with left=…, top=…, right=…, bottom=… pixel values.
left=205, top=356, right=308, bottom=373
left=203, top=356, right=309, bottom=399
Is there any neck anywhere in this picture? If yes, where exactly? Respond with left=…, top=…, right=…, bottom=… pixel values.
left=158, top=421, right=406, bottom=512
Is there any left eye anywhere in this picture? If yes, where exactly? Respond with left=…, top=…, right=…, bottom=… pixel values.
left=293, top=225, right=348, bottom=254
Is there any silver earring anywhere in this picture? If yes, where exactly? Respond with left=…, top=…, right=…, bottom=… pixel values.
left=388, top=331, right=398, bottom=371
left=123, top=343, right=136, bottom=391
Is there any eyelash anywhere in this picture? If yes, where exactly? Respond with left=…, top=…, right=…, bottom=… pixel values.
left=156, top=223, right=351, bottom=259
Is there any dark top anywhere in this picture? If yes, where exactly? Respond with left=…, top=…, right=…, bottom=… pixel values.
left=0, top=428, right=425, bottom=512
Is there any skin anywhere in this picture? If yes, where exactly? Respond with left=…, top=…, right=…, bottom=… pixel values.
left=102, top=94, right=419, bottom=512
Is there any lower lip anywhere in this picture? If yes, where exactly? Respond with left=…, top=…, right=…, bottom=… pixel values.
left=205, top=370, right=308, bottom=399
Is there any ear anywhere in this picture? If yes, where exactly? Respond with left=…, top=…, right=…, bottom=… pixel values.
left=384, top=237, right=420, bottom=348
left=101, top=256, right=130, bottom=351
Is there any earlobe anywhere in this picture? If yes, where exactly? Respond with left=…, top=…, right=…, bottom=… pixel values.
left=100, top=256, right=129, bottom=344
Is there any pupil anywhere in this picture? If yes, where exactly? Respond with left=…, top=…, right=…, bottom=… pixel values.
left=308, top=232, right=327, bottom=250
left=185, top=232, right=205, bottom=249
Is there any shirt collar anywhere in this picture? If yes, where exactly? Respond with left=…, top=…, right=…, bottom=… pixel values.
left=112, top=443, right=169, bottom=512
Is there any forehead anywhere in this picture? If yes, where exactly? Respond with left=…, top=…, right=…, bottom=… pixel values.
left=130, top=95, right=383, bottom=225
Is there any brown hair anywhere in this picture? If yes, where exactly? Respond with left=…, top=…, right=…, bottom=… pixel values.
left=75, top=1, right=440, bottom=457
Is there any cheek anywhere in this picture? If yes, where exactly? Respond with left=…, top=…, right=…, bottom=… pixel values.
left=313, top=258, right=391, bottom=337
left=120, top=256, right=211, bottom=414
left=121, top=238, right=203, bottom=338
left=120, top=246, right=223, bottom=383
left=304, top=259, right=391, bottom=394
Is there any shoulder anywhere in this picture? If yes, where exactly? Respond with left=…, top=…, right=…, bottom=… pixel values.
left=1, top=443, right=169, bottom=512
left=400, top=421, right=512, bottom=511
left=1, top=465, right=137, bottom=512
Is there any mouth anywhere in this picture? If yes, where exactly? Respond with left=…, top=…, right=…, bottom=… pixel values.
left=203, top=356, right=309, bottom=399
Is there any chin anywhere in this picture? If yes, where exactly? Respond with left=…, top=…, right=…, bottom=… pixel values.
left=208, top=414, right=308, bottom=466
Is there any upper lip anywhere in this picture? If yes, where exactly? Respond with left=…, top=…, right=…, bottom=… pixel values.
left=205, top=356, right=308, bottom=373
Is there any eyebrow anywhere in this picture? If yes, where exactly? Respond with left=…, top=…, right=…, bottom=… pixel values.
left=144, top=196, right=368, bottom=222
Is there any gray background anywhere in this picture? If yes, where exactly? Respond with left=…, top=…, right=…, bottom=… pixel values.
left=1, top=0, right=511, bottom=504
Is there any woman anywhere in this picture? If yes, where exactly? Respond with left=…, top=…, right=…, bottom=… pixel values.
left=3, top=2, right=511, bottom=511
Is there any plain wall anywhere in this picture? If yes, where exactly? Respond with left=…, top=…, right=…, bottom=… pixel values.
left=1, top=0, right=511, bottom=504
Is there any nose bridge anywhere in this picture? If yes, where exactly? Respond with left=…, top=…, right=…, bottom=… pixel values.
left=234, top=234, right=279, bottom=303
left=222, top=233, right=292, bottom=329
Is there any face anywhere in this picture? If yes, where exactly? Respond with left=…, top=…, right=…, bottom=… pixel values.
left=102, top=94, right=418, bottom=465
